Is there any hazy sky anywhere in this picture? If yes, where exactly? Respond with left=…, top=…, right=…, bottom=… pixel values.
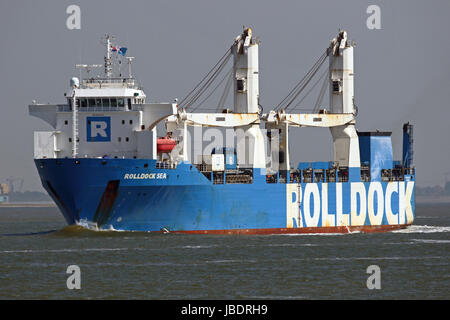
left=1, top=0, right=449, bottom=191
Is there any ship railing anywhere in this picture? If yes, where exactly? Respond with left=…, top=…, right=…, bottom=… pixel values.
left=302, top=169, right=314, bottom=183
left=81, top=77, right=137, bottom=89
left=264, top=165, right=414, bottom=184
left=155, top=161, right=177, bottom=169
left=196, top=165, right=254, bottom=184
left=58, top=105, right=127, bottom=112
left=225, top=169, right=253, bottom=184
left=266, top=174, right=277, bottom=183
left=266, top=166, right=357, bottom=184
left=195, top=163, right=212, bottom=172
left=337, top=167, right=349, bottom=182
left=326, top=169, right=336, bottom=182
left=213, top=172, right=224, bottom=184
left=290, top=169, right=302, bottom=183
left=360, top=165, right=371, bottom=182
left=277, top=171, right=287, bottom=183
left=381, top=168, right=409, bottom=182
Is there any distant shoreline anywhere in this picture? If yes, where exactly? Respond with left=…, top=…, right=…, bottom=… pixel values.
left=416, top=196, right=450, bottom=204
left=0, top=202, right=56, bottom=208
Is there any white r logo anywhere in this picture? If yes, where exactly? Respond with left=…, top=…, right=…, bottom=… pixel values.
left=91, top=121, right=108, bottom=138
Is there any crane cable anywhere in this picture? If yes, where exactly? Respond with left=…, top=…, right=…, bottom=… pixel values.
left=311, top=56, right=336, bottom=113
left=275, top=49, right=328, bottom=111
left=287, top=68, right=328, bottom=112
left=179, top=48, right=232, bottom=110
left=178, top=48, right=230, bottom=106
left=184, top=55, right=231, bottom=110
left=190, top=68, right=233, bottom=112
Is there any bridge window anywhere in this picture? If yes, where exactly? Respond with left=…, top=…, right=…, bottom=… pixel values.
left=81, top=99, right=87, bottom=108
left=88, top=98, right=96, bottom=107
left=110, top=98, right=117, bottom=107
left=95, top=98, right=102, bottom=107
left=102, top=98, right=110, bottom=107
left=118, top=98, right=125, bottom=108
left=127, top=98, right=132, bottom=110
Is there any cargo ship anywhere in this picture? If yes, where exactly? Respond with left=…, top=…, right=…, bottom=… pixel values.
left=29, top=29, right=415, bottom=234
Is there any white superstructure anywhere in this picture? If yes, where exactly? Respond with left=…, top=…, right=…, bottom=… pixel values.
left=30, top=35, right=176, bottom=160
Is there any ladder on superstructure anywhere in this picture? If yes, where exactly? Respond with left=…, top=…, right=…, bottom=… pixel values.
left=72, top=93, right=79, bottom=158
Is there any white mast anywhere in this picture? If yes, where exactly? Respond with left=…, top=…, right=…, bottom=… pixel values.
left=329, top=30, right=354, bottom=114
left=232, top=27, right=266, bottom=169
left=232, top=27, right=259, bottom=113
left=126, top=57, right=135, bottom=78
left=105, top=34, right=113, bottom=78
left=328, top=30, right=360, bottom=171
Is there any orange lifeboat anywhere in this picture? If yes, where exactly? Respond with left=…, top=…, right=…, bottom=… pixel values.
left=157, top=137, right=176, bottom=154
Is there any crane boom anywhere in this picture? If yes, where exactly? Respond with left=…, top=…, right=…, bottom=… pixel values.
left=264, top=110, right=354, bottom=128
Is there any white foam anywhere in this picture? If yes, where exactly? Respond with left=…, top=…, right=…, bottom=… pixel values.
left=76, top=219, right=100, bottom=230
left=76, top=219, right=127, bottom=232
left=265, top=243, right=318, bottom=247
left=181, top=245, right=219, bottom=249
left=205, top=259, right=257, bottom=264
left=392, top=225, right=450, bottom=234
left=411, top=239, right=450, bottom=244
left=272, top=232, right=348, bottom=237
left=310, top=256, right=444, bottom=261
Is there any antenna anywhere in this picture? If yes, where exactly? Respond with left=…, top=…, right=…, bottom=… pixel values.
left=126, top=57, right=135, bottom=78
left=104, top=34, right=115, bottom=78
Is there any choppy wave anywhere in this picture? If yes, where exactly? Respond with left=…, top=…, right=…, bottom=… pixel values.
left=46, top=225, right=153, bottom=239
left=205, top=259, right=258, bottom=264
left=273, top=232, right=359, bottom=237
left=0, top=247, right=142, bottom=254
left=392, top=225, right=450, bottom=234
left=181, top=245, right=219, bottom=249
left=411, top=239, right=450, bottom=244
left=264, top=243, right=319, bottom=247
left=0, top=230, right=57, bottom=237
left=309, top=256, right=445, bottom=261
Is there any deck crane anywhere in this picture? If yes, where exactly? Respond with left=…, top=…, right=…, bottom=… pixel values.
left=166, top=27, right=266, bottom=169
left=264, top=30, right=361, bottom=179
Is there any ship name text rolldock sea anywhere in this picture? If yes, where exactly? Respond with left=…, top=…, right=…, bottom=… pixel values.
left=29, top=29, right=415, bottom=234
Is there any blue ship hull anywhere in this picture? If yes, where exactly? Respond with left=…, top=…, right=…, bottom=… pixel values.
left=35, top=158, right=415, bottom=234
